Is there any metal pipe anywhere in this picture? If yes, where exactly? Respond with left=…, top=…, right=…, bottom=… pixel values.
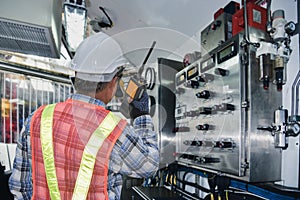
left=22, top=84, right=25, bottom=137
left=16, top=79, right=19, bottom=141
left=3, top=73, right=6, bottom=143
left=243, top=0, right=250, bottom=41
left=240, top=0, right=250, bottom=176
left=297, top=0, right=300, bottom=190
left=29, top=79, right=32, bottom=119
left=291, top=72, right=300, bottom=115
left=267, top=0, right=272, bottom=23
left=298, top=0, right=300, bottom=60
left=296, top=79, right=300, bottom=115
left=9, top=80, right=12, bottom=143
left=266, top=0, right=273, bottom=32
left=0, top=73, right=3, bottom=143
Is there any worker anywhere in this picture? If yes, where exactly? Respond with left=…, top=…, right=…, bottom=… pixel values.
left=8, top=32, right=159, bottom=200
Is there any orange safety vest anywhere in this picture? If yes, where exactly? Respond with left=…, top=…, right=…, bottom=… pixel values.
left=30, top=99, right=127, bottom=199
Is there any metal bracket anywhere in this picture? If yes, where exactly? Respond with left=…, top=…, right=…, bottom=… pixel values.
left=240, top=161, right=249, bottom=176
left=241, top=101, right=249, bottom=108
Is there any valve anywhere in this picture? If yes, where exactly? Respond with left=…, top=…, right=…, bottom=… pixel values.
left=285, top=21, right=297, bottom=36
left=257, top=107, right=300, bottom=148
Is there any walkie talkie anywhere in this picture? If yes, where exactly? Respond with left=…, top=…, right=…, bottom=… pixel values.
left=119, top=41, right=156, bottom=118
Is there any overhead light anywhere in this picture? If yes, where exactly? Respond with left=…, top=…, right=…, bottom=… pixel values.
left=63, top=0, right=87, bottom=52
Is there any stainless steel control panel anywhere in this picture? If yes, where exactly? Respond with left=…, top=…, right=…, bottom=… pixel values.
left=175, top=33, right=282, bottom=182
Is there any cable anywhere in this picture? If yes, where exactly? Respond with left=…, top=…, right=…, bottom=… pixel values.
left=174, top=164, right=300, bottom=199
left=226, top=190, right=229, bottom=200
left=175, top=175, right=211, bottom=194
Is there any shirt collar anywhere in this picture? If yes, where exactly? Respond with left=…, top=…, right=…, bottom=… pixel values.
left=70, top=94, right=106, bottom=107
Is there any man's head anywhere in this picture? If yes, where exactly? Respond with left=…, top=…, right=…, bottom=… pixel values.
left=73, top=67, right=124, bottom=104
left=70, top=32, right=127, bottom=103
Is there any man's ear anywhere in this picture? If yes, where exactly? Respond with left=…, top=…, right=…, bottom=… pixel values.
left=111, top=76, right=119, bottom=84
left=107, top=77, right=118, bottom=90
left=112, top=76, right=119, bottom=84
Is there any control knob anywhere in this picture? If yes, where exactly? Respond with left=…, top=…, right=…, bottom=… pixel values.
left=196, top=124, right=210, bottom=131
left=214, top=103, right=235, bottom=112
left=215, top=141, right=234, bottom=148
left=196, top=90, right=210, bottom=99
left=184, top=80, right=199, bottom=89
left=215, top=68, right=229, bottom=76
left=200, top=157, right=220, bottom=163
left=199, top=107, right=212, bottom=115
left=196, top=73, right=214, bottom=83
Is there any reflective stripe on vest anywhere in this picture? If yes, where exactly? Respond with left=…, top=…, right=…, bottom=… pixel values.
left=40, top=104, right=60, bottom=200
left=40, top=103, right=121, bottom=200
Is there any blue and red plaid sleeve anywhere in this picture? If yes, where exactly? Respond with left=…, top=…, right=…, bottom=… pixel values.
left=9, top=114, right=33, bottom=200
left=111, top=114, right=159, bottom=177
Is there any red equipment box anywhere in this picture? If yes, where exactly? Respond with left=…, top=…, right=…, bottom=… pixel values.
left=232, top=1, right=267, bottom=36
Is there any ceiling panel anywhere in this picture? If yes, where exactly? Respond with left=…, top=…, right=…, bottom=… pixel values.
left=87, top=0, right=229, bottom=37
left=85, top=1, right=298, bottom=70
left=86, top=0, right=230, bottom=67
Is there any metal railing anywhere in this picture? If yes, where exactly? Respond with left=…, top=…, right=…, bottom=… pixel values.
left=0, top=71, right=72, bottom=143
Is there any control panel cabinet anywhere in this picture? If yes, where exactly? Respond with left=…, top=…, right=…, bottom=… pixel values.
left=175, top=33, right=282, bottom=182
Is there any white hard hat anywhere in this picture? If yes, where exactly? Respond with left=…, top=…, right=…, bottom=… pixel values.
left=70, top=32, right=128, bottom=82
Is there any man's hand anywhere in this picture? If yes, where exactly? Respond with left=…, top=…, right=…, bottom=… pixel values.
left=129, top=91, right=149, bottom=119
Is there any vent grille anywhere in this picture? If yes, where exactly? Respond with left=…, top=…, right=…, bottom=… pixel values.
left=0, top=19, right=58, bottom=58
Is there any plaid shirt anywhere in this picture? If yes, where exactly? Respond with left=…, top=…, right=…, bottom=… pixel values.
left=9, top=94, right=159, bottom=200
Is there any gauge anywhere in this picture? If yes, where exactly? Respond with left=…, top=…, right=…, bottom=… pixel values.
left=291, top=123, right=300, bottom=135
left=145, top=67, right=155, bottom=90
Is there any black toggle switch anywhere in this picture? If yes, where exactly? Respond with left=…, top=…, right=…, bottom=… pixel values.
left=190, top=140, right=203, bottom=146
left=196, top=90, right=210, bottom=99
left=215, top=68, right=229, bottom=76
left=215, top=141, right=234, bottom=148
left=186, top=110, right=199, bottom=117
left=196, top=73, right=214, bottom=83
left=214, top=103, right=235, bottom=112
left=199, top=107, right=212, bottom=115
left=200, top=157, right=220, bottom=163
left=184, top=80, right=200, bottom=89
left=196, top=124, right=210, bottom=131
left=211, top=20, right=222, bottom=30
left=173, top=126, right=190, bottom=133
